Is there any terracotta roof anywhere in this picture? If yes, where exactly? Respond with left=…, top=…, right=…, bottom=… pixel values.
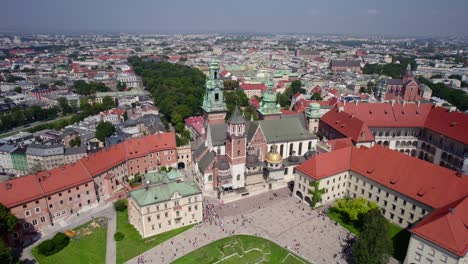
left=37, top=164, right=92, bottom=195
left=410, top=196, right=468, bottom=257
left=424, top=107, right=468, bottom=144
left=0, top=176, right=43, bottom=208
left=239, top=83, right=267, bottom=91
left=80, top=144, right=127, bottom=175
left=320, top=108, right=374, bottom=143
left=296, top=147, right=352, bottom=180
left=350, top=145, right=468, bottom=209
left=0, top=132, right=177, bottom=208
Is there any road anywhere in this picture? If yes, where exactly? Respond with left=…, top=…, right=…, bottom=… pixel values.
left=0, top=114, right=74, bottom=138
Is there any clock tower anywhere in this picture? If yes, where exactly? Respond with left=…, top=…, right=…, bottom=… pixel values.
left=202, top=60, right=227, bottom=125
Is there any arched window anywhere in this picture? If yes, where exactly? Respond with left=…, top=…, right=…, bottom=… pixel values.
left=237, top=174, right=240, bottom=181
left=208, top=175, right=212, bottom=181
left=308, top=141, right=312, bottom=150
left=214, top=71, right=218, bottom=79
left=298, top=142, right=303, bottom=155
left=237, top=150, right=240, bottom=156
left=280, top=144, right=284, bottom=156
left=289, top=144, right=294, bottom=155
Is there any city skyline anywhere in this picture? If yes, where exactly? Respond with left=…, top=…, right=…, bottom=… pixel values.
left=1, top=0, right=468, bottom=37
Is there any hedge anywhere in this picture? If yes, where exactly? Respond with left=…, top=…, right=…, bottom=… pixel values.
left=37, top=232, right=70, bottom=256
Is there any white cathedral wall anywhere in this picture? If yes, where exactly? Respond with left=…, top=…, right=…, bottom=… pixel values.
left=231, top=163, right=245, bottom=189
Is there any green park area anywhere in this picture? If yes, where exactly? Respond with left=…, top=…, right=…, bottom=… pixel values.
left=327, top=198, right=410, bottom=261
left=172, top=235, right=309, bottom=264
left=116, top=209, right=193, bottom=264
left=32, top=218, right=107, bottom=264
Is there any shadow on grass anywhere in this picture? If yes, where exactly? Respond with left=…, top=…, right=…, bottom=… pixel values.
left=391, top=229, right=410, bottom=261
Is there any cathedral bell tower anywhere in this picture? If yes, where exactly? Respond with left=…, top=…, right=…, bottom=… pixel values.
left=202, top=60, right=227, bottom=125
left=226, top=106, right=247, bottom=189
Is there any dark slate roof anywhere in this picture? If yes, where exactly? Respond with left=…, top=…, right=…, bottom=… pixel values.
left=331, top=60, right=361, bottom=67
left=387, top=79, right=403, bottom=85
left=64, top=146, right=87, bottom=155
left=198, top=150, right=216, bottom=172
left=228, top=106, right=245, bottom=124
left=208, top=124, right=228, bottom=146
left=217, top=158, right=230, bottom=170
left=245, top=122, right=260, bottom=142
left=256, top=115, right=316, bottom=143
left=192, top=141, right=207, bottom=162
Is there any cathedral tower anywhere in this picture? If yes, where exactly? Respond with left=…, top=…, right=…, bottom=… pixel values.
left=202, top=60, right=227, bottom=125
left=257, top=81, right=282, bottom=120
left=226, top=106, right=246, bottom=189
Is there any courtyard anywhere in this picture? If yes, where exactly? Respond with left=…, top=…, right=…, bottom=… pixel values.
left=31, top=217, right=108, bottom=264
left=126, top=187, right=351, bottom=264
left=172, top=235, right=308, bottom=264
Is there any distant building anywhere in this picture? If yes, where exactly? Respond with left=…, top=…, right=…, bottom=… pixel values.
left=26, top=144, right=65, bottom=172
left=128, top=170, right=202, bottom=238
left=330, top=60, right=362, bottom=73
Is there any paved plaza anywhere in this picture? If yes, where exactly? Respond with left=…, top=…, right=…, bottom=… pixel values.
left=127, top=188, right=352, bottom=264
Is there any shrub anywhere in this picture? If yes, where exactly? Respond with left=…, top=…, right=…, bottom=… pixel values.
left=37, top=232, right=70, bottom=256
left=52, top=232, right=70, bottom=251
left=114, top=199, right=127, bottom=212
left=114, top=232, right=124, bottom=241
left=37, top=240, right=56, bottom=256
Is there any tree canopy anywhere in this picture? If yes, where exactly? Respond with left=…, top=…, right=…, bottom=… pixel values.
left=419, top=77, right=468, bottom=111
left=95, top=121, right=116, bottom=142
left=333, top=197, right=379, bottom=222
left=73, top=80, right=110, bottom=95
left=0, top=203, right=18, bottom=236
left=353, top=209, right=393, bottom=264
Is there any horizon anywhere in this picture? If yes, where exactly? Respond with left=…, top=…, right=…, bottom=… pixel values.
left=1, top=0, right=468, bottom=37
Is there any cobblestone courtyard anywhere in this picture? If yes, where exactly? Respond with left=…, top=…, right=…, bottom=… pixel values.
left=127, top=188, right=352, bottom=264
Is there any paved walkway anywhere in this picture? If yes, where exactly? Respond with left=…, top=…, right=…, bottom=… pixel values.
left=106, top=208, right=117, bottom=264
left=20, top=203, right=115, bottom=263
left=126, top=188, right=353, bottom=264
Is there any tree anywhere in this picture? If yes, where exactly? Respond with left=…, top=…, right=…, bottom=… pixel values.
left=69, top=136, right=81, bottom=147
left=95, top=121, right=115, bottom=142
left=308, top=181, right=325, bottom=208
left=334, top=197, right=379, bottom=222
left=116, top=81, right=126, bottom=91
left=353, top=209, right=393, bottom=264
left=0, top=240, right=14, bottom=264
left=0, top=203, right=18, bottom=236
left=448, top=74, right=462, bottom=81
left=123, top=111, right=128, bottom=121
left=57, top=97, right=72, bottom=115
left=311, top=93, right=322, bottom=100
left=114, top=199, right=127, bottom=212
left=13, top=87, right=22, bottom=93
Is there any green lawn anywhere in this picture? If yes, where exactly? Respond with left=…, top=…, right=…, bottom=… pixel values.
left=326, top=208, right=410, bottom=261
left=116, top=209, right=193, bottom=264
left=172, top=235, right=309, bottom=264
left=32, top=218, right=107, bottom=264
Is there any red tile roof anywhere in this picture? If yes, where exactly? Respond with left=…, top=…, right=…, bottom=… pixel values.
left=410, top=196, right=468, bottom=257
left=239, top=83, right=267, bottom=91
left=320, top=108, right=375, bottom=143
left=0, top=176, right=44, bottom=208
left=0, top=132, right=177, bottom=208
left=424, top=107, right=468, bottom=144
left=350, top=145, right=468, bottom=209
left=37, top=164, right=92, bottom=195
left=328, top=103, right=468, bottom=144
left=296, top=147, right=352, bottom=180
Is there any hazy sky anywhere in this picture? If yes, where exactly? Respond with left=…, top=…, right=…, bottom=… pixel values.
left=1, top=0, right=468, bottom=36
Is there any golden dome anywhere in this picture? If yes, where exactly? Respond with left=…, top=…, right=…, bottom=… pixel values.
left=265, top=145, right=282, bottom=164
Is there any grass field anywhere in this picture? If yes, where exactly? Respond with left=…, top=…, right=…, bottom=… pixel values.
left=172, top=235, right=309, bottom=264
left=32, top=218, right=107, bottom=264
left=327, top=208, right=410, bottom=261
left=116, top=209, right=193, bottom=264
